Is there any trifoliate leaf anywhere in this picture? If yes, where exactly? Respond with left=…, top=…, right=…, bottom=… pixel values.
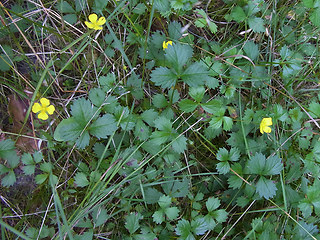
left=206, top=197, right=221, bottom=212
left=21, top=153, right=33, bottom=165
left=165, top=207, right=180, bottom=220
left=33, top=151, right=43, bottom=163
left=150, top=67, right=178, bottom=89
left=74, top=172, right=89, bottom=187
left=175, top=219, right=194, bottom=239
left=217, top=161, right=230, bottom=174
left=23, top=164, right=35, bottom=175
left=89, top=114, right=117, bottom=139
left=247, top=153, right=283, bottom=176
left=255, top=176, right=277, bottom=199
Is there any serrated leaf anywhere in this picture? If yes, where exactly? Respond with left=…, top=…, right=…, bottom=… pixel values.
left=210, top=116, right=223, bottom=129
left=244, top=41, right=259, bottom=60
left=23, top=164, right=35, bottom=175
left=71, top=98, right=97, bottom=123
left=74, top=172, right=89, bottom=187
left=310, top=7, right=320, bottom=27
left=150, top=67, right=178, bottom=89
left=189, top=86, right=205, bottom=103
left=152, top=210, right=165, bottom=224
left=125, top=212, right=143, bottom=234
left=230, top=6, right=247, bottom=22
left=134, top=119, right=150, bottom=141
left=213, top=209, right=228, bottom=223
left=175, top=219, right=194, bottom=239
left=168, top=21, right=182, bottom=40
left=141, top=109, right=158, bottom=126
left=248, top=17, right=265, bottom=33
left=93, top=207, right=108, bottom=227
left=89, top=88, right=106, bottom=107
left=154, top=116, right=172, bottom=131
left=165, top=43, right=193, bottom=73
left=165, top=207, right=180, bottom=220
left=255, top=176, right=277, bottom=199
left=40, top=162, right=53, bottom=173
left=206, top=197, right=220, bottom=212
left=54, top=117, right=83, bottom=141
left=228, top=174, right=243, bottom=189
left=205, top=76, right=219, bottom=89
left=153, top=94, right=168, bottom=108
left=172, top=135, right=187, bottom=153
left=179, top=99, right=198, bottom=112
left=201, top=100, right=222, bottom=114
left=33, top=151, right=43, bottom=163
left=21, top=153, right=33, bottom=165
left=89, top=114, right=117, bottom=138
left=181, top=62, right=209, bottom=87
left=35, top=173, right=48, bottom=185
left=298, top=200, right=313, bottom=218
left=145, top=187, right=163, bottom=204
left=57, top=1, right=75, bottom=13
left=191, top=217, right=208, bottom=235
left=204, top=215, right=217, bottom=230
left=0, top=139, right=19, bottom=168
left=1, top=170, right=16, bottom=187
left=247, top=153, right=283, bottom=176
left=217, top=161, right=230, bottom=174
left=158, top=195, right=172, bottom=209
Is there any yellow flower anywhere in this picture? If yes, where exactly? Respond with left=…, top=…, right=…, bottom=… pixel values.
left=84, top=14, right=106, bottom=30
left=32, top=98, right=55, bottom=120
left=162, top=40, right=173, bottom=50
left=260, top=118, right=272, bottom=134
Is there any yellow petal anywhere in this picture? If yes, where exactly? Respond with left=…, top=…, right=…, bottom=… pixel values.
left=263, top=126, right=271, bottom=133
left=97, top=17, right=106, bottom=26
left=162, top=41, right=167, bottom=49
left=88, top=14, right=98, bottom=23
left=38, top=111, right=48, bottom=120
left=32, top=103, right=41, bottom=113
left=46, top=105, right=55, bottom=115
left=40, top=98, right=50, bottom=107
left=93, top=25, right=102, bottom=30
left=85, top=21, right=94, bottom=29
left=167, top=41, right=173, bottom=47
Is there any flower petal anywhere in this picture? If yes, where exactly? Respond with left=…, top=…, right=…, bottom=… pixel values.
left=46, top=105, right=55, bottom=115
left=97, top=17, right=106, bottom=26
left=85, top=21, right=94, bottom=29
left=40, top=98, right=50, bottom=107
left=263, top=126, right=271, bottom=133
left=38, top=111, right=48, bottom=120
left=32, top=103, right=41, bottom=113
left=88, top=14, right=98, bottom=23
left=264, top=118, right=272, bottom=126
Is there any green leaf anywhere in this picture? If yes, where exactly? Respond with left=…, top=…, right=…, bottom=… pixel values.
left=206, top=197, right=221, bottom=212
left=57, top=1, right=75, bottom=13
left=191, top=217, right=208, bottom=235
left=0, top=45, right=13, bottom=71
left=152, top=210, right=165, bottom=224
left=125, top=212, right=143, bottom=234
left=248, top=17, right=265, bottom=33
left=150, top=67, right=178, bottom=89
left=298, top=200, right=313, bottom=218
left=179, top=99, right=198, bottom=112
left=99, top=73, right=116, bottom=92
left=212, top=209, right=228, bottom=223
left=89, top=88, right=106, bottom=107
left=21, top=153, right=33, bottom=165
left=35, top=173, right=48, bottom=185
left=134, top=119, right=150, bottom=141
left=141, top=109, right=158, bottom=126
left=93, top=207, right=108, bottom=227
left=89, top=114, right=117, bottom=138
left=1, top=170, right=16, bottom=187
left=33, top=151, right=43, bottom=163
left=40, top=162, right=53, bottom=173
left=172, top=135, right=187, bottom=153
left=74, top=172, right=89, bottom=187
left=165, top=207, right=180, bottom=220
left=168, top=21, right=182, bottom=40
left=165, top=43, right=193, bottom=73
left=243, top=41, right=259, bottom=60
left=71, top=98, right=97, bottom=123
left=310, top=7, right=320, bottom=27
left=189, top=86, right=205, bottom=103
left=145, top=187, right=163, bottom=204
left=175, top=219, right=194, bottom=239
left=255, top=176, right=277, bottom=199
left=63, top=14, right=77, bottom=25
left=181, top=62, right=209, bottom=87
left=0, top=139, right=19, bottom=168
left=158, top=195, right=172, bottom=209
left=201, top=100, right=222, bottom=114
left=230, top=6, right=247, bottom=22
left=153, top=94, right=168, bottom=108
left=23, top=165, right=35, bottom=175
left=204, top=215, right=217, bottom=230
left=247, top=153, right=283, bottom=176
left=303, top=0, right=314, bottom=8
left=216, top=161, right=230, bottom=174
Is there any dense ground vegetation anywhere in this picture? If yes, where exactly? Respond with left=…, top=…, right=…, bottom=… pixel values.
left=0, top=0, right=320, bottom=239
